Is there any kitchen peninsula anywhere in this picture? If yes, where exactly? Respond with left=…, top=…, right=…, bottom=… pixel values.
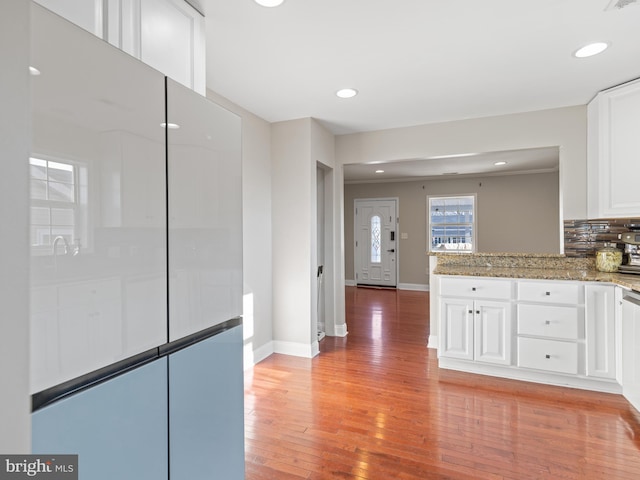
left=430, top=252, right=640, bottom=412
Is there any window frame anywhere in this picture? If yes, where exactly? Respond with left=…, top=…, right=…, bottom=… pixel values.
left=427, top=193, right=477, bottom=253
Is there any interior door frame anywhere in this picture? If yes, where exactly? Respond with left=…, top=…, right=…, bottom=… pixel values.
left=353, top=197, right=399, bottom=287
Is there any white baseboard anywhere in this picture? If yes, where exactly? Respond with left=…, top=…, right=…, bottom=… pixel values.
left=334, top=323, right=348, bottom=337
left=273, top=340, right=319, bottom=358
left=244, top=340, right=274, bottom=369
left=427, top=335, right=438, bottom=349
left=398, top=283, right=429, bottom=291
left=345, top=279, right=356, bottom=286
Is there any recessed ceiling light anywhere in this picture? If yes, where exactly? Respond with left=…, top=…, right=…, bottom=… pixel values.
left=494, top=161, right=507, bottom=166
left=254, top=0, right=284, bottom=7
left=29, top=66, right=41, bottom=76
left=336, top=88, right=358, bottom=99
left=160, top=122, right=180, bottom=129
left=375, top=169, right=384, bottom=174
left=574, top=42, right=609, bottom=58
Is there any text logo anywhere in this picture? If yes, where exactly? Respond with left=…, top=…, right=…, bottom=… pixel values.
left=0, top=456, right=77, bottom=480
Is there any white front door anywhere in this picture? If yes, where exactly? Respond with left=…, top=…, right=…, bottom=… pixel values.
left=354, top=199, right=397, bottom=287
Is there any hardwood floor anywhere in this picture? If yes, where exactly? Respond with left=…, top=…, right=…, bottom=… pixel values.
left=244, top=287, right=640, bottom=479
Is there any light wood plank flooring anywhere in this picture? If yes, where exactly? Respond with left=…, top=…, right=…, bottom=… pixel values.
left=244, top=287, right=640, bottom=479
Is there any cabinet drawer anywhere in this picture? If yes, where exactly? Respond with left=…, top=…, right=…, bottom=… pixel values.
left=517, top=281, right=581, bottom=305
left=517, top=304, right=581, bottom=340
left=517, top=337, right=578, bottom=374
left=440, top=277, right=512, bottom=300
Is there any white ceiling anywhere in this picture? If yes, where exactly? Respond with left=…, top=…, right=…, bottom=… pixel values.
left=342, top=147, right=559, bottom=183
left=194, top=0, right=640, bottom=179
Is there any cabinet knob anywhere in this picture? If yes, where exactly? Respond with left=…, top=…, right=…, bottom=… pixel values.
left=545, top=354, right=551, bottom=359
left=468, top=310, right=473, bottom=314
left=545, top=320, right=551, bottom=325
left=545, top=291, right=551, bottom=296
left=476, top=310, right=480, bottom=315
left=472, top=287, right=477, bottom=291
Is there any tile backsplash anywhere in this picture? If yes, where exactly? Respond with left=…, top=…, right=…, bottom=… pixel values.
left=564, top=218, right=640, bottom=257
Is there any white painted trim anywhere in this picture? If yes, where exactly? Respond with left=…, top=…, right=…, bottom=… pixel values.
left=273, top=340, right=319, bottom=358
left=345, top=279, right=356, bottom=286
left=427, top=335, right=438, bottom=349
left=244, top=341, right=275, bottom=369
left=334, top=323, right=348, bottom=337
left=398, top=283, right=429, bottom=291
left=438, top=357, right=622, bottom=394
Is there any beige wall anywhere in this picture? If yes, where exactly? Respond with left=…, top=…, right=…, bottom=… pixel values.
left=336, top=106, right=586, bottom=220
left=344, top=171, right=560, bottom=286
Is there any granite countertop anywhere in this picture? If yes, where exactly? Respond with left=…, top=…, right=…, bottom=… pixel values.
left=431, top=252, right=640, bottom=292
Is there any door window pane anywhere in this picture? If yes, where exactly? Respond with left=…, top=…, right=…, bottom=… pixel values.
left=371, top=215, right=381, bottom=263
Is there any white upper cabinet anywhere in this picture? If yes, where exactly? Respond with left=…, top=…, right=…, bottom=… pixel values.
left=588, top=78, right=640, bottom=218
left=139, top=0, right=205, bottom=94
left=34, top=0, right=206, bottom=95
left=34, top=0, right=103, bottom=37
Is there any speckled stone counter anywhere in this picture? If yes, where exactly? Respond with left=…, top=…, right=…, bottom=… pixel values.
left=431, top=252, right=640, bottom=292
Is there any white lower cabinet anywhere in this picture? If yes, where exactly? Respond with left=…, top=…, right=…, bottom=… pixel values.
left=621, top=290, right=640, bottom=412
left=437, top=275, right=622, bottom=394
left=439, top=278, right=512, bottom=365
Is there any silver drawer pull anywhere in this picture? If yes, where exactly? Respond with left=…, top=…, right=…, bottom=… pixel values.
left=545, top=354, right=551, bottom=359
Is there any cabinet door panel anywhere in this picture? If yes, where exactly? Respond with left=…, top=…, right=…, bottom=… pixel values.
left=32, top=359, right=168, bottom=480
left=475, top=300, right=512, bottom=365
left=169, top=326, right=245, bottom=480
left=588, top=79, right=640, bottom=218
left=622, top=297, right=640, bottom=412
left=167, top=79, right=242, bottom=341
left=440, top=298, right=473, bottom=360
left=30, top=5, right=167, bottom=393
left=585, top=285, right=616, bottom=379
